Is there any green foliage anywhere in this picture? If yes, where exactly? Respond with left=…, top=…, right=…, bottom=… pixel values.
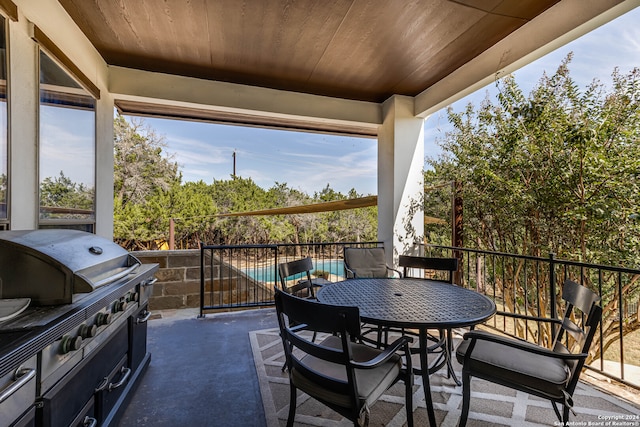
left=113, top=115, right=182, bottom=249
left=114, top=114, right=180, bottom=208
left=170, top=181, right=218, bottom=245
left=423, top=171, right=454, bottom=246
left=0, top=173, right=6, bottom=203
left=430, top=54, right=640, bottom=267
left=39, top=171, right=94, bottom=219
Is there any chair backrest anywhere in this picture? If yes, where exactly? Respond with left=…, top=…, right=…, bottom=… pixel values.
left=553, top=279, right=602, bottom=392
left=275, top=286, right=361, bottom=336
left=278, top=257, right=315, bottom=297
left=398, top=255, right=458, bottom=283
left=343, top=247, right=389, bottom=278
left=274, top=287, right=362, bottom=398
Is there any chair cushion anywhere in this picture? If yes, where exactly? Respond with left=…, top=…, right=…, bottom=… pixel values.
left=456, top=336, right=571, bottom=400
left=353, top=266, right=389, bottom=278
left=346, top=248, right=389, bottom=278
left=291, top=335, right=402, bottom=408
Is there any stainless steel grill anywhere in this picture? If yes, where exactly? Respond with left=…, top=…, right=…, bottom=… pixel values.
left=0, top=229, right=158, bottom=427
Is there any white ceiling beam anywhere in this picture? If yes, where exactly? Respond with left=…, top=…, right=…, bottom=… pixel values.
left=109, top=66, right=382, bottom=133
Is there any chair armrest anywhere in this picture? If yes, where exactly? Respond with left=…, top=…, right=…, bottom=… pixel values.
left=462, top=330, right=588, bottom=361
left=386, top=266, right=402, bottom=278
left=310, top=277, right=332, bottom=287
left=495, top=311, right=563, bottom=326
left=352, top=335, right=413, bottom=369
left=289, top=323, right=310, bottom=333
left=345, top=266, right=356, bottom=279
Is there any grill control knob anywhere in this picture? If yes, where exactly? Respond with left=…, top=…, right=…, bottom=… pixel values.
left=79, top=324, right=97, bottom=338
left=96, top=312, right=112, bottom=326
left=113, top=299, right=128, bottom=313
left=126, top=292, right=139, bottom=303
left=60, top=335, right=82, bottom=354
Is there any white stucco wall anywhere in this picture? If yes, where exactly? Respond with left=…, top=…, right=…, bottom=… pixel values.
left=7, top=14, right=38, bottom=229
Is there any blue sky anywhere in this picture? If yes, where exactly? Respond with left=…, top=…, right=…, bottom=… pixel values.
left=137, top=7, right=640, bottom=197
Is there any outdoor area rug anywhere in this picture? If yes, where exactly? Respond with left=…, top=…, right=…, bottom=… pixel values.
left=250, top=328, right=640, bottom=427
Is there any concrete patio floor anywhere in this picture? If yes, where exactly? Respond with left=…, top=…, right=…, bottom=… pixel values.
left=117, top=307, right=640, bottom=427
left=118, top=307, right=278, bottom=427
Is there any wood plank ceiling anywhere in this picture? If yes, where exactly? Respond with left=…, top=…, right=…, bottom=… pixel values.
left=59, top=0, right=560, bottom=103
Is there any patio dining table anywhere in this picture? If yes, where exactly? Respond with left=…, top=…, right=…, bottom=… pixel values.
left=317, top=277, right=496, bottom=427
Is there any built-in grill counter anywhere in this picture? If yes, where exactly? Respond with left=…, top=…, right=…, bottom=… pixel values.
left=0, top=230, right=158, bottom=427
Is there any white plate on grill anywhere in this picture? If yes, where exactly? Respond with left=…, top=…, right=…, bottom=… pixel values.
left=0, top=298, right=31, bottom=322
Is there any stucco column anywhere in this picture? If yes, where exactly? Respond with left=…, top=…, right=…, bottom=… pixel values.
left=378, top=95, right=424, bottom=266
left=8, top=16, right=39, bottom=229
left=94, top=93, right=115, bottom=239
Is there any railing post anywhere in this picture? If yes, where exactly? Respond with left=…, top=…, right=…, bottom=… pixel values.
left=452, top=181, right=464, bottom=285
left=199, top=245, right=205, bottom=318
left=169, top=218, right=175, bottom=250
left=274, top=247, right=279, bottom=296
left=549, top=253, right=557, bottom=337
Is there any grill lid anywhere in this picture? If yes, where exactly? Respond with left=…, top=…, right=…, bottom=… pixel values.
left=0, top=229, right=140, bottom=305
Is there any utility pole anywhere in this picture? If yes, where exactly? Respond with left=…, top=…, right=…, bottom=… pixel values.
left=232, top=150, right=236, bottom=178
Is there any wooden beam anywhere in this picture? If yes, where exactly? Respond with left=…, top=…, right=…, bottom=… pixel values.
left=216, top=196, right=378, bottom=217
left=0, top=0, right=18, bottom=21
left=216, top=195, right=447, bottom=225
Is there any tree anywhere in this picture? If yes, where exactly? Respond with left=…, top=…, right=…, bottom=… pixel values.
left=315, top=186, right=377, bottom=243
left=168, top=181, right=218, bottom=248
left=113, top=114, right=181, bottom=249
left=209, top=176, right=275, bottom=245
left=429, top=54, right=640, bottom=356
left=435, top=56, right=640, bottom=263
left=114, top=114, right=180, bottom=208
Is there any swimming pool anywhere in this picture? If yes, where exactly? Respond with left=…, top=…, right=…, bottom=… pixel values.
left=243, top=259, right=345, bottom=283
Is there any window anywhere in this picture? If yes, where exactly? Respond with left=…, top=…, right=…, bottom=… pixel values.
left=0, top=16, right=7, bottom=228
left=38, top=50, right=95, bottom=232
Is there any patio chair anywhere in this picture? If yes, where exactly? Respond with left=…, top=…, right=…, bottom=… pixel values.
left=343, top=247, right=401, bottom=346
left=277, top=256, right=325, bottom=368
left=278, top=256, right=319, bottom=299
left=456, top=279, right=602, bottom=426
left=398, top=255, right=458, bottom=283
left=274, top=287, right=415, bottom=427
left=343, top=247, right=401, bottom=278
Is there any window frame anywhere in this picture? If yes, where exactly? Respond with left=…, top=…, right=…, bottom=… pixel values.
left=37, top=47, right=97, bottom=232
left=0, top=13, right=9, bottom=229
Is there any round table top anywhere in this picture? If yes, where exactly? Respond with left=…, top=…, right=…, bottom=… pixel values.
left=317, top=278, right=496, bottom=329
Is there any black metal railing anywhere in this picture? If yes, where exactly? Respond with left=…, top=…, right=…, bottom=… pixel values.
left=199, top=241, right=640, bottom=389
left=199, top=241, right=382, bottom=313
left=425, top=244, right=640, bottom=389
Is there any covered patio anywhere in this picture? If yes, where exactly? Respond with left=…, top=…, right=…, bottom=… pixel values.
left=2, top=1, right=639, bottom=426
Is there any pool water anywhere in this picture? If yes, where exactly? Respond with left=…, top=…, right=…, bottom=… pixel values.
left=243, top=259, right=345, bottom=283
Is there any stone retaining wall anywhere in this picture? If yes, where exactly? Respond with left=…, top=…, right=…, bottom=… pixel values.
left=133, top=250, right=203, bottom=311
